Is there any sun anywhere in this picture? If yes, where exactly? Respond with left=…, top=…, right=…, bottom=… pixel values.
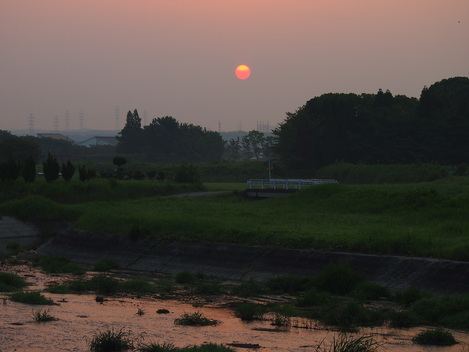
left=235, top=64, right=251, bottom=80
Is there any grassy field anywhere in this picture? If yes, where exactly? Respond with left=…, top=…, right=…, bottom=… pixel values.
left=1, top=177, right=469, bottom=261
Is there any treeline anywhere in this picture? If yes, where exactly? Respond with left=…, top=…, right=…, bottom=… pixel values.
left=117, top=111, right=225, bottom=162
left=273, top=77, right=469, bottom=171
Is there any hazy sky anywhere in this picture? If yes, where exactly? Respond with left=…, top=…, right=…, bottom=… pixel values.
left=1, top=1, right=468, bottom=133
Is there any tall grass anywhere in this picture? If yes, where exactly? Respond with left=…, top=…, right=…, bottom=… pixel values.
left=2, top=177, right=469, bottom=260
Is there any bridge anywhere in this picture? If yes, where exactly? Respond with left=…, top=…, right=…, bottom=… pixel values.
left=246, top=178, right=338, bottom=198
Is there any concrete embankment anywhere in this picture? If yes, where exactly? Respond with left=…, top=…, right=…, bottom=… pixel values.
left=36, top=228, right=469, bottom=295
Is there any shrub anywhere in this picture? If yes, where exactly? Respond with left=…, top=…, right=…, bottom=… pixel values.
left=394, top=286, right=426, bottom=307
left=133, top=170, right=146, bottom=180
left=265, top=275, right=310, bottom=294
left=46, top=285, right=75, bottom=294
left=232, top=279, right=266, bottom=297
left=0, top=271, right=28, bottom=292
left=112, top=156, right=127, bottom=169
left=0, top=158, right=21, bottom=183
left=61, top=160, right=75, bottom=181
left=174, top=311, right=218, bottom=326
left=175, top=270, right=195, bottom=284
left=297, top=288, right=332, bottom=307
left=93, top=259, right=120, bottom=272
left=352, top=282, right=391, bottom=302
left=313, top=262, right=364, bottom=295
left=146, top=170, right=157, bottom=180
left=173, top=163, right=202, bottom=186
left=10, top=291, right=56, bottom=305
left=388, top=310, right=419, bottom=328
left=120, top=279, right=157, bottom=294
left=33, top=254, right=85, bottom=275
left=87, top=328, right=135, bottom=352
left=234, top=302, right=266, bottom=321
left=314, top=333, right=382, bottom=352
left=78, top=164, right=96, bottom=182
left=88, top=274, right=120, bottom=295
left=43, top=153, right=60, bottom=182
left=32, top=308, right=57, bottom=322
left=412, top=328, right=458, bottom=346
left=22, top=156, right=36, bottom=183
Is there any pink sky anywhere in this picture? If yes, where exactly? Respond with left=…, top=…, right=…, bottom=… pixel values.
left=1, top=0, right=468, bottom=132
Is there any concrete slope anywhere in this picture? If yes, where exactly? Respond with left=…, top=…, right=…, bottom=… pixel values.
left=37, top=229, right=469, bottom=295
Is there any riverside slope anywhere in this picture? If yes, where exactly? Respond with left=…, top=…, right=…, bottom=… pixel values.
left=36, top=228, right=469, bottom=295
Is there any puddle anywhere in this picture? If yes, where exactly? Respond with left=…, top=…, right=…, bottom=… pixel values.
left=1, top=264, right=468, bottom=352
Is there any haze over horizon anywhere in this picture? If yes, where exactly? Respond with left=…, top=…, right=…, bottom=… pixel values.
left=1, top=0, right=468, bottom=133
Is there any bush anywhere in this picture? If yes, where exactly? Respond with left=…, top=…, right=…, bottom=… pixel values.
left=88, top=274, right=120, bottom=295
left=87, top=328, right=135, bottom=352
left=120, top=279, right=158, bottom=294
left=175, top=270, right=195, bottom=284
left=93, top=259, right=120, bottom=272
left=10, top=291, right=56, bottom=305
left=0, top=271, right=28, bottom=292
left=393, top=286, right=426, bottom=307
left=313, top=262, right=364, bottom=295
left=43, top=153, right=60, bottom=182
left=0, top=158, right=21, bottom=183
left=297, top=288, right=332, bottom=307
left=173, top=164, right=202, bottom=186
left=234, top=302, right=266, bottom=321
left=61, top=160, right=75, bottom=181
left=174, top=311, right=218, bottom=326
left=388, top=310, right=419, bottom=328
left=232, top=279, right=266, bottom=297
left=412, top=328, right=458, bottom=346
left=352, top=282, right=391, bottom=301
left=33, top=254, right=85, bottom=275
left=22, top=156, right=36, bottom=183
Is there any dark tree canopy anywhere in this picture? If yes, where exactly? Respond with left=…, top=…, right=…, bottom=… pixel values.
left=117, top=112, right=225, bottom=162
left=273, top=77, right=468, bottom=171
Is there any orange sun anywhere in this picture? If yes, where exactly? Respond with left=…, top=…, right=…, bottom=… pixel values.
left=235, top=64, right=251, bottom=80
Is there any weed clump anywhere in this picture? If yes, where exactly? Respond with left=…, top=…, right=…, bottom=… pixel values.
left=234, top=302, right=266, bottom=321
left=412, top=328, right=458, bottom=346
left=32, top=308, right=57, bottom=322
left=174, top=311, right=218, bottom=326
left=33, top=254, right=85, bottom=275
left=87, top=327, right=136, bottom=352
left=314, top=333, right=382, bottom=352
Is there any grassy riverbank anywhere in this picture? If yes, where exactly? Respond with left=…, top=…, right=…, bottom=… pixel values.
left=1, top=177, right=469, bottom=260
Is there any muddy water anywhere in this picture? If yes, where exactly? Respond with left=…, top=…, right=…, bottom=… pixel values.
left=1, top=265, right=468, bottom=352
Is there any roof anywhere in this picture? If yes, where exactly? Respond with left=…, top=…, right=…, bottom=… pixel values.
left=77, top=136, right=118, bottom=147
left=37, top=133, right=74, bottom=142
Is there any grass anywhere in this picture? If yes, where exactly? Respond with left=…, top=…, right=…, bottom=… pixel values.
left=314, top=333, right=382, bottom=352
left=412, top=328, right=458, bottom=346
left=174, top=311, right=218, bottom=326
left=0, top=272, right=28, bottom=292
left=2, top=178, right=469, bottom=260
left=32, top=308, right=57, bottom=322
left=10, top=291, right=56, bottom=305
left=93, top=258, right=120, bottom=272
left=87, top=328, right=136, bottom=352
left=33, top=254, right=85, bottom=275
left=136, top=343, right=236, bottom=352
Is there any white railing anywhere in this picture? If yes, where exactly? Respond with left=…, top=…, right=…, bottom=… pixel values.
left=247, top=179, right=338, bottom=190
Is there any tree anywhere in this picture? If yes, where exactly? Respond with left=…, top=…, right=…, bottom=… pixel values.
left=241, top=130, right=265, bottom=160
left=225, top=137, right=241, bottom=161
left=43, top=153, right=60, bottom=182
left=0, top=159, right=21, bottom=183
left=116, top=109, right=143, bottom=154
left=112, top=155, right=127, bottom=169
left=61, top=160, right=75, bottom=182
left=22, top=156, right=37, bottom=183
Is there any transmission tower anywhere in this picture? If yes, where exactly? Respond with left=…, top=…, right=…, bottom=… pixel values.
left=115, top=107, right=120, bottom=130
left=53, top=115, right=59, bottom=131
left=64, top=110, right=70, bottom=130
left=28, top=114, right=35, bottom=134
left=79, top=111, right=84, bottom=130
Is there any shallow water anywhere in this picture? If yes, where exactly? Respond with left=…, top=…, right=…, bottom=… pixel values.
left=1, top=264, right=468, bottom=352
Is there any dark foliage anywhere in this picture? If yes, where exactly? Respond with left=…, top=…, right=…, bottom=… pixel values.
left=42, top=153, right=60, bottom=182
left=61, top=160, right=75, bottom=181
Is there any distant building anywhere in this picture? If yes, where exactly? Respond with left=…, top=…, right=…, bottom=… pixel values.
left=76, top=136, right=118, bottom=147
left=37, top=133, right=74, bottom=143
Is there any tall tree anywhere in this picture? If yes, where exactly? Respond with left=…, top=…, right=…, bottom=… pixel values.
left=116, top=109, right=143, bottom=154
